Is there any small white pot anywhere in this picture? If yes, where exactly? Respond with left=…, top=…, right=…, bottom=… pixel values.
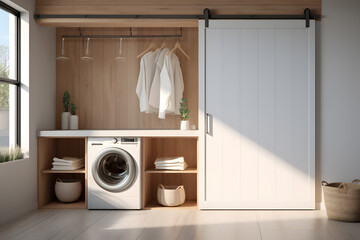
left=180, top=120, right=189, bottom=130
left=61, top=112, right=70, bottom=130
left=70, top=115, right=79, bottom=130
left=55, top=179, right=82, bottom=203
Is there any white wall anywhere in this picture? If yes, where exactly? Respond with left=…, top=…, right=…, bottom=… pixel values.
left=316, top=0, right=360, bottom=204
left=0, top=0, right=56, bottom=225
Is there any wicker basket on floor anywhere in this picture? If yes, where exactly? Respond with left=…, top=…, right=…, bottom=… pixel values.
left=322, top=179, right=360, bottom=222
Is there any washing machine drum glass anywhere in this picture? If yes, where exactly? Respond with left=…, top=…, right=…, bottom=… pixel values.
left=93, top=148, right=136, bottom=192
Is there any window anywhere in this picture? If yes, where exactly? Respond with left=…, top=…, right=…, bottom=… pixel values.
left=0, top=2, right=20, bottom=148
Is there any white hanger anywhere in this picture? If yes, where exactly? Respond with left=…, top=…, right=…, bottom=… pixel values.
left=166, top=40, right=190, bottom=60
left=150, top=41, right=166, bottom=56
left=115, top=38, right=126, bottom=61
left=137, top=40, right=156, bottom=59
left=56, top=37, right=70, bottom=61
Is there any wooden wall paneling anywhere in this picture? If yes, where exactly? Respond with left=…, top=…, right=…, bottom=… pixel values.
left=181, top=27, right=198, bottom=130
left=115, top=28, right=128, bottom=129
left=103, top=28, right=116, bottom=129
left=66, top=28, right=75, bottom=107
left=56, top=29, right=69, bottom=129
left=79, top=28, right=93, bottom=129
left=135, top=28, right=147, bottom=129
left=64, top=28, right=81, bottom=123
left=36, top=0, right=321, bottom=16
left=126, top=27, right=142, bottom=129
left=72, top=28, right=81, bottom=122
left=56, top=27, right=198, bottom=130
left=91, top=28, right=105, bottom=129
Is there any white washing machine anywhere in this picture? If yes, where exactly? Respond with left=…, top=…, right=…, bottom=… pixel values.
left=87, top=137, right=141, bottom=209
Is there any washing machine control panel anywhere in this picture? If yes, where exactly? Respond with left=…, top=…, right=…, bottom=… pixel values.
left=121, top=138, right=138, bottom=143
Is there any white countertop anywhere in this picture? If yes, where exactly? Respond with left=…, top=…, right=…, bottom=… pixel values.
left=38, top=129, right=200, bottom=138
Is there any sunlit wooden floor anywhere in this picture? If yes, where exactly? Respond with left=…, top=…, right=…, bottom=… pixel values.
left=1, top=208, right=359, bottom=240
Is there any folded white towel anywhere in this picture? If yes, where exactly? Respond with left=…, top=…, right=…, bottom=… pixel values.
left=155, top=163, right=187, bottom=167
left=51, top=165, right=84, bottom=171
left=53, top=157, right=84, bottom=164
left=154, top=157, right=184, bottom=164
left=155, top=162, right=188, bottom=170
left=52, top=161, right=84, bottom=167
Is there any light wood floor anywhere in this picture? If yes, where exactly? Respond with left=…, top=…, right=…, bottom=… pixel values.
left=1, top=209, right=359, bottom=240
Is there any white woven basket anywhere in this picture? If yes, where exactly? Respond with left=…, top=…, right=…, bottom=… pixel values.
left=157, top=184, right=186, bottom=207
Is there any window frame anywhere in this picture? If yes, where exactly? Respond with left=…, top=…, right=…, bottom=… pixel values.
left=0, top=2, right=21, bottom=146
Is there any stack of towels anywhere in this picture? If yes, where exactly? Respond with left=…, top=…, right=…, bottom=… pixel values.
left=154, top=157, right=188, bottom=170
left=52, top=157, right=85, bottom=171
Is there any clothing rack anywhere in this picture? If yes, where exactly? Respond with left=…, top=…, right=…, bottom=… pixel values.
left=35, top=8, right=320, bottom=28
left=62, top=27, right=183, bottom=39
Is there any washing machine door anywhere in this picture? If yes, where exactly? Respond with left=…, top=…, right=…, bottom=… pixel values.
left=92, top=147, right=136, bottom=192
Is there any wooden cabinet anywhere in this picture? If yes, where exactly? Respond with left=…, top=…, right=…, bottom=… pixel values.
left=38, top=133, right=198, bottom=210
left=37, top=137, right=87, bottom=209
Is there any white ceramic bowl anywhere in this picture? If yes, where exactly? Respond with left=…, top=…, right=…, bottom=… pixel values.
left=157, top=184, right=186, bottom=207
left=55, top=179, right=82, bottom=203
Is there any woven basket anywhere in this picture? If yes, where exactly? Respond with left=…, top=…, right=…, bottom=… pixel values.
left=322, top=179, right=360, bottom=222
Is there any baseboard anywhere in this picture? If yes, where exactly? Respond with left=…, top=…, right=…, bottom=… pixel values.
left=315, top=201, right=326, bottom=210
left=0, top=201, right=37, bottom=226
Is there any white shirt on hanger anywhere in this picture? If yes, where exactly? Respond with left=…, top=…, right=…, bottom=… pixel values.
left=148, top=48, right=169, bottom=111
left=158, top=52, right=184, bottom=119
left=136, top=51, right=158, bottom=113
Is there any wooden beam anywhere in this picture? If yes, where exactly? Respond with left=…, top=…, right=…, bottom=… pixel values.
left=36, top=18, right=198, bottom=28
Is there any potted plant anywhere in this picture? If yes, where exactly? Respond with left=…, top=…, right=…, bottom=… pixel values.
left=179, top=98, right=190, bottom=130
left=61, top=91, right=71, bottom=129
left=69, top=103, right=79, bottom=130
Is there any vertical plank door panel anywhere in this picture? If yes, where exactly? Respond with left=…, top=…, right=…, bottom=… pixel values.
left=258, top=29, right=276, bottom=201
left=239, top=29, right=258, bottom=201
left=221, top=29, right=241, bottom=201
left=205, top=29, right=223, bottom=202
left=202, top=20, right=315, bottom=209
left=275, top=29, right=293, bottom=202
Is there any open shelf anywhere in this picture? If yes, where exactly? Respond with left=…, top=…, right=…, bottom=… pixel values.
left=145, top=167, right=197, bottom=174
left=144, top=200, right=197, bottom=210
left=142, top=137, right=198, bottom=209
left=42, top=168, right=86, bottom=174
left=41, top=200, right=86, bottom=209
left=38, top=137, right=87, bottom=209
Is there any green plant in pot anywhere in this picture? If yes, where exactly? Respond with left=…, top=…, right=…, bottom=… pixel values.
left=69, top=103, right=79, bottom=130
left=61, top=91, right=71, bottom=130
left=179, top=98, right=190, bottom=130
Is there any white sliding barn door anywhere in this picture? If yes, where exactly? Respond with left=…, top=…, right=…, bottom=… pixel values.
left=199, top=20, right=315, bottom=209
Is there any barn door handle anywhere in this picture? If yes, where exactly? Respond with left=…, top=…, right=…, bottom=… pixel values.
left=206, top=113, right=213, bottom=136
